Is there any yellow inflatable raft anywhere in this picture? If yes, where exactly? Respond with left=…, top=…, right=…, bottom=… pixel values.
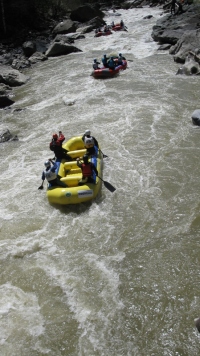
left=46, top=136, right=103, bottom=205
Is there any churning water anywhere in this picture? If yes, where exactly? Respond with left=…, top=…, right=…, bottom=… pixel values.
left=0, top=6, right=200, bottom=356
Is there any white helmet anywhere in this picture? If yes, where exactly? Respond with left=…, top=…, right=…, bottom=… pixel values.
left=84, top=129, right=90, bottom=135
left=44, top=160, right=51, bottom=168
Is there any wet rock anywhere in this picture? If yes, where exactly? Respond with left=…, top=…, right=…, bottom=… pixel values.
left=194, top=317, right=200, bottom=332
left=0, top=129, right=18, bottom=142
left=52, top=19, right=77, bottom=35
left=0, top=83, right=14, bottom=108
left=70, top=5, right=104, bottom=23
left=29, top=52, right=48, bottom=64
left=191, top=109, right=200, bottom=125
left=45, top=41, right=82, bottom=57
left=152, top=4, right=200, bottom=62
left=0, top=67, right=29, bottom=87
left=158, top=43, right=172, bottom=50
left=171, top=30, right=200, bottom=63
left=0, top=95, right=14, bottom=108
left=22, top=41, right=36, bottom=57
left=176, top=56, right=200, bottom=75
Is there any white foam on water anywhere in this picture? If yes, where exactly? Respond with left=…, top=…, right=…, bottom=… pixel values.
left=1, top=5, right=200, bottom=356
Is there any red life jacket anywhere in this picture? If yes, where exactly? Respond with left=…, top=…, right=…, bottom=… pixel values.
left=82, top=163, right=93, bottom=177
left=50, top=139, right=61, bottom=151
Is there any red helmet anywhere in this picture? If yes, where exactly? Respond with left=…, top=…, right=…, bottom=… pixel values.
left=53, top=133, right=58, bottom=139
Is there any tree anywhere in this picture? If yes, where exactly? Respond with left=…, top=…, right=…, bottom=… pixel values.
left=0, top=0, right=6, bottom=34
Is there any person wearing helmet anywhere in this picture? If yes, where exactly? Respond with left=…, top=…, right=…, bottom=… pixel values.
left=50, top=131, right=72, bottom=161
left=102, top=54, right=109, bottom=68
left=93, top=59, right=100, bottom=70
left=120, top=19, right=124, bottom=28
left=108, top=56, right=115, bottom=70
left=40, top=159, right=67, bottom=188
left=76, top=155, right=98, bottom=185
left=117, top=53, right=126, bottom=65
left=82, top=130, right=99, bottom=155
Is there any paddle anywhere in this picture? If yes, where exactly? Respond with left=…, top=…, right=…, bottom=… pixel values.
left=78, top=159, right=116, bottom=192
left=38, top=180, right=44, bottom=190
left=99, top=149, right=108, bottom=158
left=97, top=175, right=116, bottom=193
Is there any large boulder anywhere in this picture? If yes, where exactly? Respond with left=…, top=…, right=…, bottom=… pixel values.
left=45, top=41, right=82, bottom=57
left=0, top=67, right=29, bottom=87
left=29, top=52, right=48, bottom=64
left=22, top=41, right=36, bottom=57
left=151, top=5, right=200, bottom=46
left=176, top=57, right=200, bottom=75
left=70, top=5, right=104, bottom=23
left=52, top=19, right=77, bottom=35
left=170, top=30, right=200, bottom=63
left=191, top=109, right=200, bottom=126
left=0, top=95, right=14, bottom=108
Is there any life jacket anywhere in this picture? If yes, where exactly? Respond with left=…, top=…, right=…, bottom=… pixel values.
left=93, top=63, right=99, bottom=70
left=50, top=139, right=61, bottom=151
left=81, top=163, right=93, bottom=177
left=84, top=137, right=94, bottom=148
left=44, top=169, right=57, bottom=182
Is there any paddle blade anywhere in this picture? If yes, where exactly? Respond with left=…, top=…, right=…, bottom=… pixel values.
left=103, top=180, right=116, bottom=193
left=38, top=185, right=44, bottom=190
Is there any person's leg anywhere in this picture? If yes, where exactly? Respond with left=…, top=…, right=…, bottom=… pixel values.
left=56, top=178, right=68, bottom=187
left=78, top=177, right=88, bottom=185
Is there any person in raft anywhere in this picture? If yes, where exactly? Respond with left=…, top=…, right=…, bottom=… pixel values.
left=49, top=132, right=72, bottom=161
left=102, top=54, right=109, bottom=68
left=117, top=53, right=126, bottom=65
left=93, top=59, right=100, bottom=70
left=41, top=159, right=67, bottom=188
left=82, top=130, right=99, bottom=156
left=76, top=154, right=98, bottom=185
left=108, top=56, right=116, bottom=70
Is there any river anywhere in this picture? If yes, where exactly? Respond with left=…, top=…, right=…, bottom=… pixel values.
left=0, top=6, right=200, bottom=356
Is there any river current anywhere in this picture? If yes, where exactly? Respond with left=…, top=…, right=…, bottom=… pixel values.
left=0, top=6, right=200, bottom=356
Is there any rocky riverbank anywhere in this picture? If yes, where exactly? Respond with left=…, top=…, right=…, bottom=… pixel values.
left=1, top=1, right=200, bottom=110
left=152, top=3, right=200, bottom=75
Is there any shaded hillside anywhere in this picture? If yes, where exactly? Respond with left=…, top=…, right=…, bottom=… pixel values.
left=0, top=0, right=123, bottom=39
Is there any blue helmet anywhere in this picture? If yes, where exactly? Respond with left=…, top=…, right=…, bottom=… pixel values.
left=119, top=53, right=122, bottom=56
left=94, top=59, right=97, bottom=62
left=104, top=54, right=107, bottom=58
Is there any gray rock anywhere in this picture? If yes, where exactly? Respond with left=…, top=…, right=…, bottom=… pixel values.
left=45, top=41, right=82, bottom=57
left=172, top=30, right=200, bottom=63
left=194, top=317, right=200, bottom=332
left=52, top=19, right=77, bottom=35
left=0, top=129, right=18, bottom=142
left=0, top=67, right=29, bottom=87
left=70, top=5, right=104, bottom=23
left=22, top=41, right=36, bottom=57
left=29, top=52, right=48, bottom=64
left=191, top=109, right=200, bottom=125
left=0, top=95, right=14, bottom=108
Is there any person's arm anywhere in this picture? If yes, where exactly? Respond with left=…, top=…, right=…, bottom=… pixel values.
left=49, top=160, right=57, bottom=173
left=76, top=158, right=82, bottom=168
left=42, top=171, right=45, bottom=181
left=93, top=137, right=99, bottom=147
left=58, top=131, right=65, bottom=143
left=91, top=163, right=98, bottom=176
